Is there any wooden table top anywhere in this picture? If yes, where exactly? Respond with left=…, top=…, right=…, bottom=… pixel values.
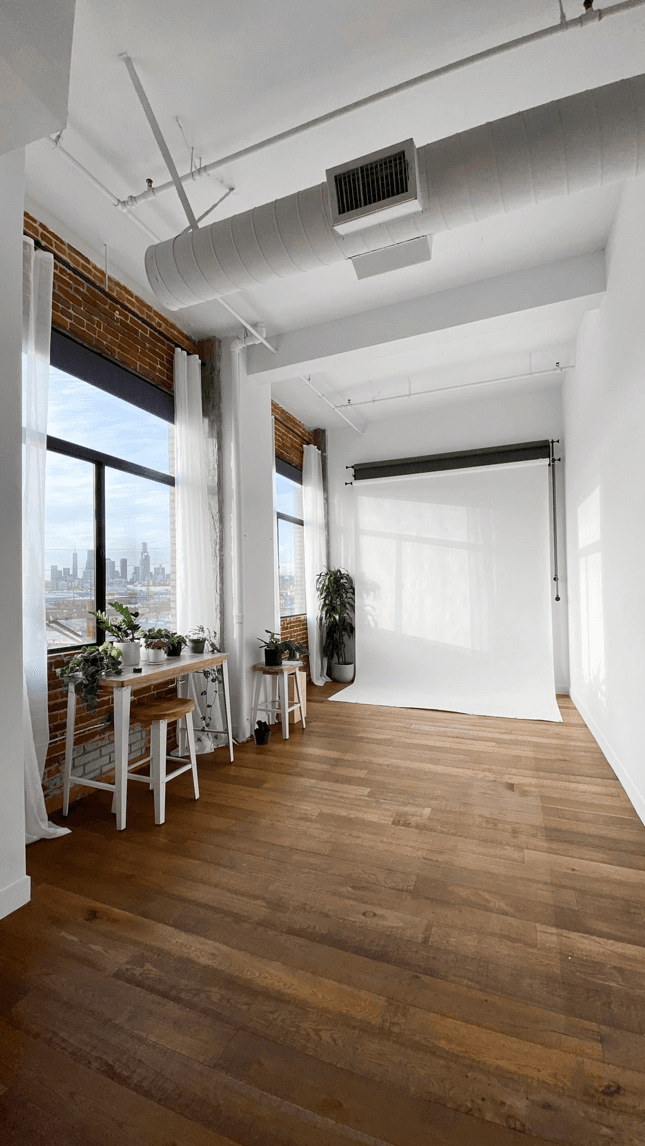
left=98, top=650, right=228, bottom=691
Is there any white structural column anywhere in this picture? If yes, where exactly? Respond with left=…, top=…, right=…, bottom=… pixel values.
left=220, top=339, right=277, bottom=740
left=0, top=149, right=30, bottom=918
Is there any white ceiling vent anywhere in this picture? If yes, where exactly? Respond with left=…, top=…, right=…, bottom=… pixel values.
left=326, top=139, right=422, bottom=235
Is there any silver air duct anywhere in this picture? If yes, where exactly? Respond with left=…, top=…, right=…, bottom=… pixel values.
left=145, top=74, right=645, bottom=311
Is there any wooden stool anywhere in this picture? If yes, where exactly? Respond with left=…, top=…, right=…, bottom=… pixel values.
left=250, top=662, right=306, bottom=740
left=127, top=696, right=199, bottom=824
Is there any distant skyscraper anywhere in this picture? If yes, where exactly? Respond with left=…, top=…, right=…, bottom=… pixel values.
left=133, top=566, right=140, bottom=583
left=140, top=541, right=150, bottom=582
left=72, top=551, right=78, bottom=579
left=120, top=558, right=127, bottom=580
left=85, top=549, right=94, bottom=572
left=106, top=558, right=116, bottom=579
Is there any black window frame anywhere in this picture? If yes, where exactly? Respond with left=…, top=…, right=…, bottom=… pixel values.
left=274, top=457, right=306, bottom=619
left=46, top=332, right=175, bottom=654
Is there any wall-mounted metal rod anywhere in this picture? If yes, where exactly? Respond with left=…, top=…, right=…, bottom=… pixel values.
left=550, top=438, right=562, bottom=602
left=120, top=53, right=199, bottom=230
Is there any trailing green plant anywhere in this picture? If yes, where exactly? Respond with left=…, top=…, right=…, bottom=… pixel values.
left=55, top=642, right=122, bottom=711
left=90, top=600, right=141, bottom=642
left=316, top=568, right=355, bottom=669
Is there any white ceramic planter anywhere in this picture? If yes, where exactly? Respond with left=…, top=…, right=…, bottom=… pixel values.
left=332, top=663, right=354, bottom=683
left=147, top=647, right=165, bottom=664
left=115, top=640, right=140, bottom=667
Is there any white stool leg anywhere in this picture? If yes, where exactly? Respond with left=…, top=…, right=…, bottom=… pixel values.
left=269, top=675, right=279, bottom=725
left=250, top=671, right=263, bottom=732
left=62, top=682, right=77, bottom=816
left=279, top=669, right=289, bottom=740
left=152, top=718, right=168, bottom=825
left=221, top=660, right=234, bottom=762
left=294, top=668, right=306, bottom=729
left=184, top=711, right=199, bottom=800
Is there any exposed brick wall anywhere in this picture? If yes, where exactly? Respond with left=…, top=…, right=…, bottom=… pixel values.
left=272, top=401, right=316, bottom=469
left=24, top=213, right=197, bottom=392
left=28, top=213, right=198, bottom=811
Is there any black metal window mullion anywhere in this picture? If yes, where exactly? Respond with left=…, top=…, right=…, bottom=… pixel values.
left=94, top=462, right=106, bottom=644
left=276, top=510, right=304, bottom=528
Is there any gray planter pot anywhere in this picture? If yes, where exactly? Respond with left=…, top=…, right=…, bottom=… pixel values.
left=332, top=663, right=354, bottom=683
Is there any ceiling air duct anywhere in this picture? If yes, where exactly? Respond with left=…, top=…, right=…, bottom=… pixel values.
left=145, top=74, right=645, bottom=311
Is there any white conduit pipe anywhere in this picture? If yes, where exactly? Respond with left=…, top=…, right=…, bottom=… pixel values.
left=334, top=365, right=573, bottom=409
left=145, top=73, right=645, bottom=310
left=50, top=136, right=162, bottom=243
left=131, top=0, right=645, bottom=208
left=225, top=339, right=249, bottom=740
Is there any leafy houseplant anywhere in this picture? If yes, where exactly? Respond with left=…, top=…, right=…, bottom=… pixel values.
left=257, top=630, right=308, bottom=667
left=90, top=601, right=142, bottom=667
left=55, top=642, right=122, bottom=711
left=316, top=568, right=355, bottom=682
left=143, top=627, right=187, bottom=658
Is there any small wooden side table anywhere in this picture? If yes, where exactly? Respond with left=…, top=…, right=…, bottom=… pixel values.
left=250, top=661, right=306, bottom=740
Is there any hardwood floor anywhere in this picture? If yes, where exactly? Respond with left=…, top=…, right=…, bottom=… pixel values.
left=2, top=686, right=645, bottom=1145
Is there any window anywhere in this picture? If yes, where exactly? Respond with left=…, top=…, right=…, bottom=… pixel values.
left=274, top=458, right=306, bottom=616
left=45, top=332, right=175, bottom=650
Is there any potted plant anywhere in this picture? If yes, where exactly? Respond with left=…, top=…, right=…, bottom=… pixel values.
left=257, top=631, right=308, bottom=667
left=55, top=642, right=122, bottom=710
left=90, top=600, right=142, bottom=666
left=186, top=625, right=218, bottom=654
left=253, top=719, right=271, bottom=745
left=316, top=568, right=355, bottom=682
left=142, top=628, right=167, bottom=664
left=164, top=631, right=187, bottom=658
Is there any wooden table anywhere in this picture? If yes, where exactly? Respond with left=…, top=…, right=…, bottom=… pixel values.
left=63, top=651, right=232, bottom=830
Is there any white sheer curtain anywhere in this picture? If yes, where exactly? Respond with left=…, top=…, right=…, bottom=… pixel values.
left=22, top=237, right=70, bottom=843
left=174, top=348, right=220, bottom=748
left=303, top=444, right=329, bottom=686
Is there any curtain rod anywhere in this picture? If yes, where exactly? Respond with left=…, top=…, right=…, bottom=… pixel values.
left=31, top=236, right=193, bottom=351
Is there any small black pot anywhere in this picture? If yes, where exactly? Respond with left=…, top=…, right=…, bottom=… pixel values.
left=264, top=648, right=282, bottom=667
left=188, top=638, right=206, bottom=654
left=166, top=641, right=183, bottom=657
left=254, top=724, right=271, bottom=745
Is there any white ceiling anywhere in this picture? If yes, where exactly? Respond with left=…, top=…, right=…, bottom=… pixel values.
left=24, top=0, right=645, bottom=430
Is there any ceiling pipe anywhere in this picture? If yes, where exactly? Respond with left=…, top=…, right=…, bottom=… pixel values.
left=334, top=364, right=572, bottom=409
left=145, top=71, right=645, bottom=310
left=49, top=134, right=162, bottom=243
left=127, top=0, right=645, bottom=205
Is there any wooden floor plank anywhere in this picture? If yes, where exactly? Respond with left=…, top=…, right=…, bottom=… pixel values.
left=2, top=684, right=645, bottom=1145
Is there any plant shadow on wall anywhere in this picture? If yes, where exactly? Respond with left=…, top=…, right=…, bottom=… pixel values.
left=317, top=569, right=355, bottom=682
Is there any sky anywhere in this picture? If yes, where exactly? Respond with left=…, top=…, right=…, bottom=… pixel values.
left=45, top=368, right=172, bottom=571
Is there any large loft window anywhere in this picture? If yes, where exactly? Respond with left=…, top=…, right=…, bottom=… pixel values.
left=45, top=332, right=175, bottom=651
left=274, top=458, right=306, bottom=617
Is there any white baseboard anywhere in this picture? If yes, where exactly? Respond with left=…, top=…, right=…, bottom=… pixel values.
left=570, top=689, right=645, bottom=827
left=0, top=874, right=31, bottom=921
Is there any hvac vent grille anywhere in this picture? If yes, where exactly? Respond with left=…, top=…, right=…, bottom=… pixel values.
left=334, top=150, right=409, bottom=216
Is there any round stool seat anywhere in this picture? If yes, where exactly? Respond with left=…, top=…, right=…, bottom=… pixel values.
left=130, top=696, right=196, bottom=728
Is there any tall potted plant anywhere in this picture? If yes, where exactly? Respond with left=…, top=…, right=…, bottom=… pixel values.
left=316, top=568, right=355, bottom=682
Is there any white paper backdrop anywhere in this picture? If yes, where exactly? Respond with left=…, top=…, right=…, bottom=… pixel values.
left=331, top=460, right=562, bottom=722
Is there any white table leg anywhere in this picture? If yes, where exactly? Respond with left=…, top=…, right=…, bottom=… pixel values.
left=221, top=660, right=234, bottom=761
left=280, top=669, right=290, bottom=740
left=250, top=670, right=263, bottom=737
left=113, top=687, right=131, bottom=830
left=62, top=682, right=77, bottom=816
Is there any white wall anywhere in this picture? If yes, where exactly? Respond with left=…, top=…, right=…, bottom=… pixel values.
left=221, top=342, right=277, bottom=740
left=564, top=178, right=645, bottom=823
left=327, top=381, right=569, bottom=691
left=0, top=148, right=30, bottom=918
